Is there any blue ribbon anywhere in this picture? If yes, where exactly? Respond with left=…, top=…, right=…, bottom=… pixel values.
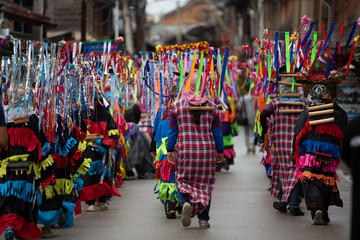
left=301, top=21, right=315, bottom=47
left=325, top=42, right=338, bottom=78
left=345, top=21, right=357, bottom=55
left=319, top=22, right=336, bottom=56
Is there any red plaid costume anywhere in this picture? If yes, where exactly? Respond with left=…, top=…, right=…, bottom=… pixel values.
left=172, top=101, right=218, bottom=216
left=269, top=98, right=307, bottom=202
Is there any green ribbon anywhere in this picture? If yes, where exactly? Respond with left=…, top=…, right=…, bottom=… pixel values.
left=195, top=51, right=204, bottom=98
left=285, top=32, right=290, bottom=73
left=174, top=59, right=184, bottom=104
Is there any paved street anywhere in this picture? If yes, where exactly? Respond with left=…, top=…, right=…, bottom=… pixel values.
left=49, top=127, right=352, bottom=240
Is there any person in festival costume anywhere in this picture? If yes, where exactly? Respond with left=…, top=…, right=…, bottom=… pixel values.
left=292, top=84, right=347, bottom=225
left=167, top=68, right=224, bottom=228
left=260, top=76, right=306, bottom=216
left=217, top=98, right=236, bottom=171
left=152, top=105, right=180, bottom=219
left=0, top=85, right=53, bottom=240
left=37, top=113, right=90, bottom=237
left=80, top=96, right=120, bottom=212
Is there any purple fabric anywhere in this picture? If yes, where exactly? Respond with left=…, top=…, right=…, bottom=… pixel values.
left=211, top=114, right=221, bottom=129
left=168, top=112, right=178, bottom=129
left=264, top=102, right=274, bottom=115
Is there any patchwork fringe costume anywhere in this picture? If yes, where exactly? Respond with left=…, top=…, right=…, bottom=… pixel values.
left=0, top=112, right=48, bottom=240
left=268, top=97, right=307, bottom=202
left=153, top=119, right=179, bottom=217
left=80, top=102, right=120, bottom=203
left=293, top=85, right=347, bottom=222
left=38, top=115, right=90, bottom=227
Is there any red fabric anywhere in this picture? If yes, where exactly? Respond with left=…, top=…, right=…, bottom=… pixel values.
left=315, top=123, right=344, bottom=142
left=83, top=120, right=108, bottom=137
left=75, top=126, right=87, bottom=142
left=52, top=153, right=69, bottom=168
left=74, top=199, right=82, bottom=215
left=160, top=160, right=173, bottom=182
left=115, top=176, right=124, bottom=186
left=346, top=42, right=355, bottom=75
left=69, top=149, right=83, bottom=172
left=0, top=213, right=42, bottom=240
left=102, top=137, right=116, bottom=148
left=7, top=127, right=42, bottom=161
left=293, top=121, right=313, bottom=165
left=41, top=173, right=56, bottom=189
left=80, top=182, right=121, bottom=202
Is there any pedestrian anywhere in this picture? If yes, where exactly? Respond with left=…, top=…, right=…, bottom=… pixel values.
left=237, top=89, right=256, bottom=154
left=260, top=76, right=306, bottom=216
left=166, top=68, right=224, bottom=228
left=342, top=115, right=360, bottom=239
left=292, top=84, right=347, bottom=224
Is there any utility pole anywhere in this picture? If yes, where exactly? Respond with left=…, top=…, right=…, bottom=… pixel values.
left=81, top=0, right=87, bottom=42
left=123, top=0, right=134, bottom=56
left=176, top=0, right=181, bottom=44
left=33, top=0, right=43, bottom=41
left=114, top=0, right=120, bottom=38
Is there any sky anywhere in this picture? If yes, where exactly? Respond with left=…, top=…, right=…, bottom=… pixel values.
left=146, top=0, right=188, bottom=15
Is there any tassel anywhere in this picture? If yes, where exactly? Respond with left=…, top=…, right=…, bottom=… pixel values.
left=299, top=139, right=340, bottom=158
left=315, top=123, right=344, bottom=142
left=299, top=171, right=339, bottom=192
left=0, top=180, right=35, bottom=202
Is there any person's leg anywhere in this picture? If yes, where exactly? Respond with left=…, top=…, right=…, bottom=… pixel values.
left=244, top=125, right=251, bottom=152
left=198, top=201, right=211, bottom=229
left=197, top=201, right=211, bottom=221
left=288, top=182, right=304, bottom=216
left=177, top=189, right=192, bottom=227
left=273, top=178, right=287, bottom=212
left=86, top=199, right=96, bottom=212
left=99, top=195, right=109, bottom=210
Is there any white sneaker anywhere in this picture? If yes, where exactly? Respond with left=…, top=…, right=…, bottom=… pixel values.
left=313, top=210, right=325, bottom=225
left=181, top=202, right=192, bottom=227
left=86, top=205, right=95, bottom=212
left=99, top=202, right=109, bottom=210
left=198, top=220, right=210, bottom=229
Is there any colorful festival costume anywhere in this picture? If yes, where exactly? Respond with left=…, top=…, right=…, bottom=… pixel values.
left=80, top=102, right=121, bottom=204
left=0, top=109, right=48, bottom=240
left=293, top=85, right=347, bottom=223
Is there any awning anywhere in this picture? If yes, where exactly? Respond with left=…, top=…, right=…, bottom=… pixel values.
left=0, top=0, right=53, bottom=26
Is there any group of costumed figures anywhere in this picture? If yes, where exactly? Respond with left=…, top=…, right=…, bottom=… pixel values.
left=240, top=15, right=357, bottom=226
left=0, top=13, right=359, bottom=239
left=0, top=37, right=138, bottom=239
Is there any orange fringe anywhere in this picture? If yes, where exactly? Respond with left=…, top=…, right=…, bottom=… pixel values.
left=298, top=171, right=340, bottom=192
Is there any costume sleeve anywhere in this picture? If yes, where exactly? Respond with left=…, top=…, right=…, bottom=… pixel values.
left=211, top=113, right=223, bottom=153
left=166, top=112, right=178, bottom=152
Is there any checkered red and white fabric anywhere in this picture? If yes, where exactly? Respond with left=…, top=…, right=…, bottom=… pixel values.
left=269, top=98, right=307, bottom=202
left=172, top=101, right=218, bottom=216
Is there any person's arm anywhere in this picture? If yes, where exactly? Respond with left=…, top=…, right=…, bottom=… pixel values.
left=211, top=113, right=223, bottom=153
left=166, top=111, right=178, bottom=164
left=212, top=111, right=224, bottom=163
left=0, top=102, right=8, bottom=148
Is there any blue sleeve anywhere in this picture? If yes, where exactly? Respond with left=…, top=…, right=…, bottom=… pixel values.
left=166, top=128, right=178, bottom=152
left=212, top=127, right=223, bottom=153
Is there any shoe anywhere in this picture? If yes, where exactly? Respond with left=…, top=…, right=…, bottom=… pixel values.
left=86, top=205, right=95, bottom=212
left=181, top=202, right=192, bottom=227
left=99, top=202, right=109, bottom=210
left=223, top=159, right=229, bottom=171
left=198, top=220, right=210, bottom=229
left=273, top=201, right=287, bottom=213
left=42, top=225, right=57, bottom=238
left=167, top=210, right=176, bottom=219
left=313, top=210, right=325, bottom=225
left=4, top=227, right=14, bottom=240
left=290, top=208, right=304, bottom=216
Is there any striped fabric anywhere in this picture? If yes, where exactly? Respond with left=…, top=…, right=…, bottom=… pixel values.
left=269, top=98, right=306, bottom=202
left=172, top=101, right=218, bottom=216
